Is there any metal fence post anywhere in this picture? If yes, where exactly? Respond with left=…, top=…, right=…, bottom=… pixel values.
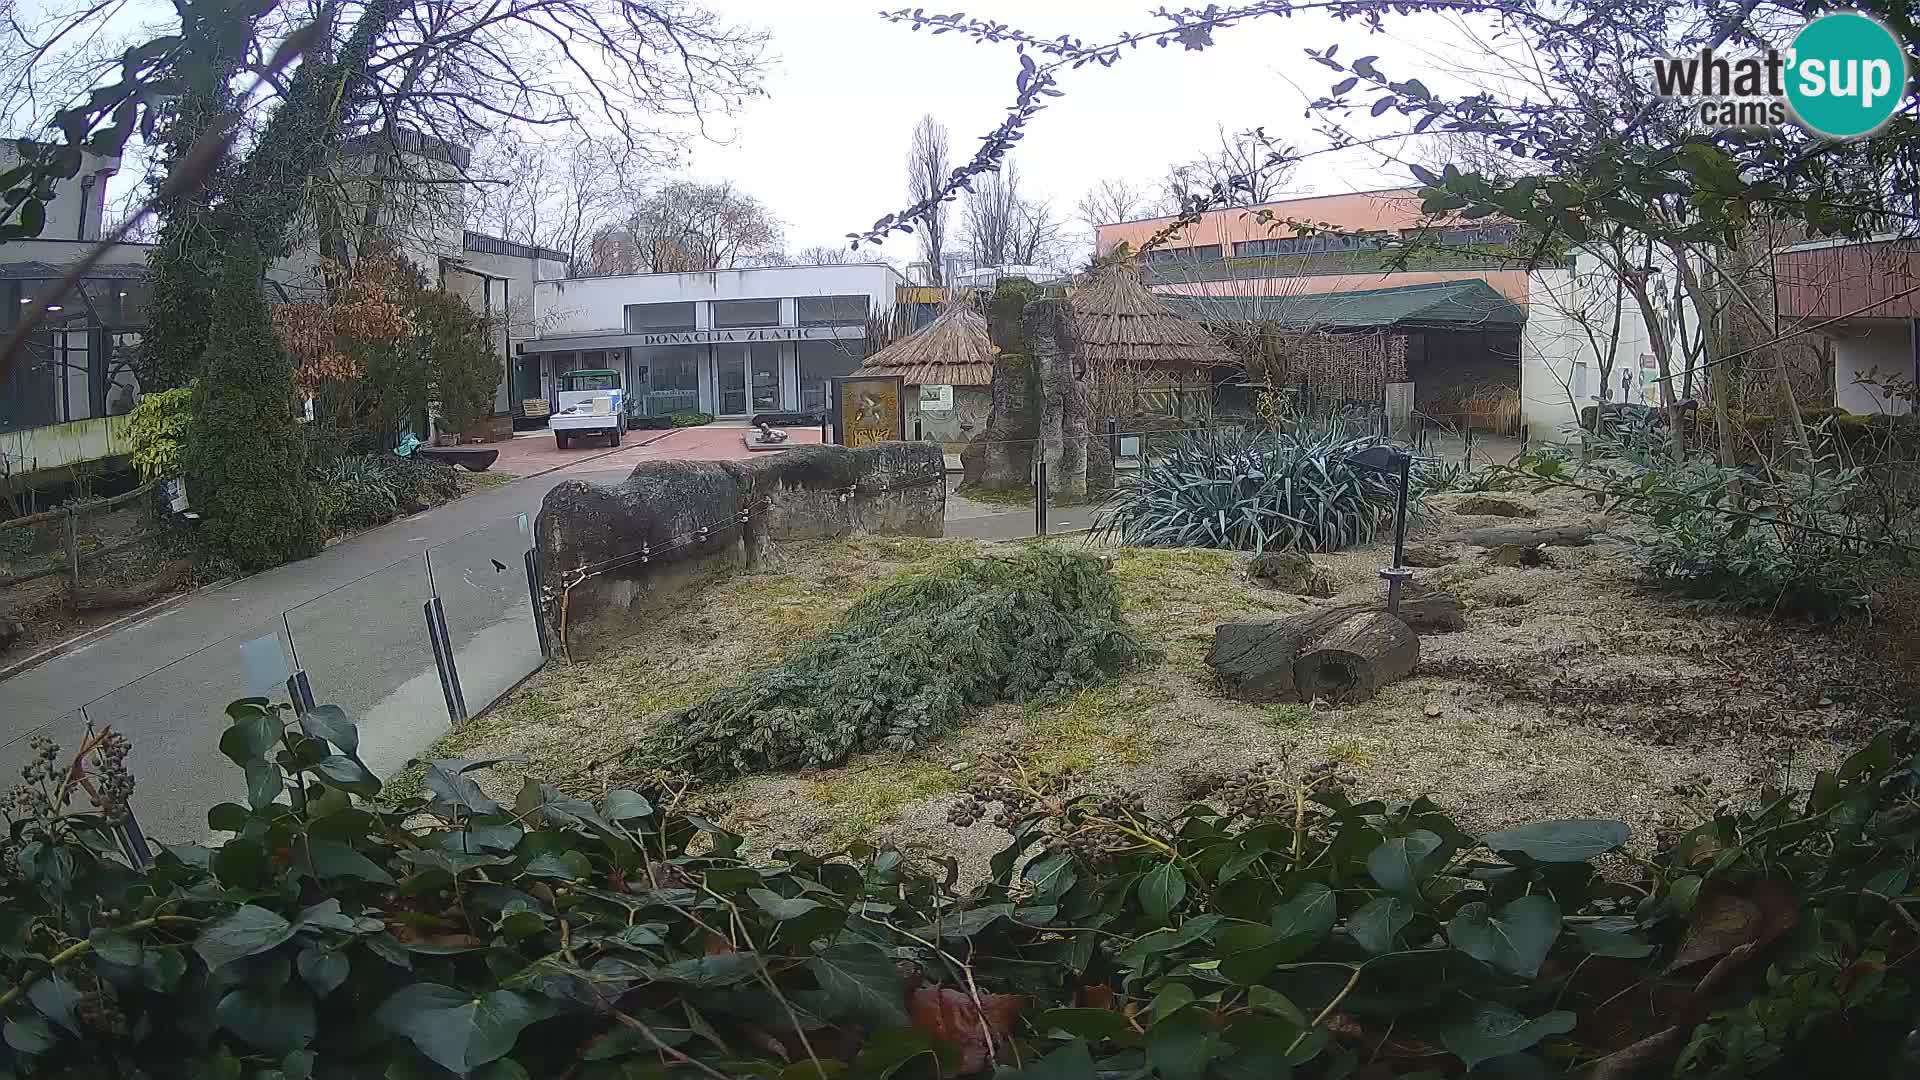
left=1107, top=417, right=1119, bottom=463
left=285, top=670, right=317, bottom=715
left=1035, top=457, right=1049, bottom=537
left=524, top=548, right=551, bottom=659
left=424, top=596, right=468, bottom=727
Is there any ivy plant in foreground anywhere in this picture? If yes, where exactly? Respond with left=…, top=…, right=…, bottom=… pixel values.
left=2, top=702, right=1917, bottom=1078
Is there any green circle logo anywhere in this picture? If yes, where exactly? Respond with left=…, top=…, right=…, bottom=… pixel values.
left=1785, top=12, right=1909, bottom=139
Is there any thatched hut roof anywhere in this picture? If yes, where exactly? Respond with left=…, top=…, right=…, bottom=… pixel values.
left=1070, top=260, right=1236, bottom=370
left=857, top=303, right=996, bottom=386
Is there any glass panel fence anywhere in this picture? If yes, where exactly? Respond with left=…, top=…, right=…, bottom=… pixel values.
left=73, top=618, right=293, bottom=844
left=427, top=513, right=543, bottom=718
left=286, top=555, right=444, bottom=784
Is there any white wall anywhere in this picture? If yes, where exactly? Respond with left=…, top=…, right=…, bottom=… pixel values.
left=535, top=264, right=903, bottom=335
left=1831, top=319, right=1914, bottom=414
left=0, top=146, right=118, bottom=241
left=1519, top=250, right=1694, bottom=441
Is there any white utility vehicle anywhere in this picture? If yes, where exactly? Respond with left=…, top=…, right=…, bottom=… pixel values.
left=550, top=369, right=625, bottom=449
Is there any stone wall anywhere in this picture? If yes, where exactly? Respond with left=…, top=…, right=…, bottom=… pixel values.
left=534, top=441, right=944, bottom=656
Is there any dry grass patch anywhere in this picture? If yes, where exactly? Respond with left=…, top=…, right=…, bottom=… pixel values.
left=431, top=485, right=1905, bottom=872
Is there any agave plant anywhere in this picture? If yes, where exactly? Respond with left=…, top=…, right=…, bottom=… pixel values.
left=1094, top=423, right=1425, bottom=553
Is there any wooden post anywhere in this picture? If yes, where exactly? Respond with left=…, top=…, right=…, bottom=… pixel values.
left=65, top=506, right=80, bottom=595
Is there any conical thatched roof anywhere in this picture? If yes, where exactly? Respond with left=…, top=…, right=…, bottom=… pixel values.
left=857, top=302, right=996, bottom=386
left=1070, top=260, right=1236, bottom=369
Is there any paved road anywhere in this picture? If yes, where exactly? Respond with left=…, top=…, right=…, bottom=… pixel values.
left=0, top=440, right=1068, bottom=843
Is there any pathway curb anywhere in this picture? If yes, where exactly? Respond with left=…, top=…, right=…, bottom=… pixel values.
left=0, top=575, right=235, bottom=683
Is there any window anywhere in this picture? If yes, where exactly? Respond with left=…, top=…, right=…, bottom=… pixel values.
left=625, top=302, right=695, bottom=333
left=1143, top=244, right=1220, bottom=264
left=1233, top=234, right=1387, bottom=257
left=797, top=295, right=869, bottom=326
left=712, top=298, right=782, bottom=328
left=632, top=345, right=701, bottom=418
left=1573, top=362, right=1591, bottom=402
left=798, top=340, right=861, bottom=413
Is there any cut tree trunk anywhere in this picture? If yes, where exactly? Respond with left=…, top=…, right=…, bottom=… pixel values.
left=1207, top=606, right=1420, bottom=704
left=1444, top=520, right=1607, bottom=548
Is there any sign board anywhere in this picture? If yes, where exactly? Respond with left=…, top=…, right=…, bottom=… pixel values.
left=918, top=384, right=954, bottom=412
left=830, top=375, right=905, bottom=447
left=1118, top=435, right=1142, bottom=459
left=632, top=326, right=853, bottom=347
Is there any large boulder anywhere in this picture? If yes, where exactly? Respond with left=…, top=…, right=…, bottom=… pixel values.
left=535, top=441, right=944, bottom=657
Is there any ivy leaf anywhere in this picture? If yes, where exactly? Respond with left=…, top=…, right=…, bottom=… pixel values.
left=602, top=789, right=652, bottom=821
left=1367, top=830, right=1442, bottom=894
left=3, top=1015, right=57, bottom=1054
left=89, top=928, right=144, bottom=967
left=297, top=704, right=358, bottom=755
left=297, top=946, right=349, bottom=997
left=1482, top=820, right=1629, bottom=862
left=1348, top=896, right=1415, bottom=955
left=302, top=839, right=396, bottom=884
left=1145, top=1008, right=1213, bottom=1080
left=748, top=889, right=824, bottom=921
left=196, top=905, right=297, bottom=970
left=376, top=984, right=554, bottom=1076
left=1139, top=862, right=1187, bottom=918
left=1436, top=1001, right=1576, bottom=1067
left=1446, top=896, right=1561, bottom=978
left=216, top=985, right=317, bottom=1055
left=809, top=942, right=908, bottom=1028
left=315, top=755, right=380, bottom=797
left=1010, top=1038, right=1096, bottom=1079
left=1269, top=882, right=1335, bottom=947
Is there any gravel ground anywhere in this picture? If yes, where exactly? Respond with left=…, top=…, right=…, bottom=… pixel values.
left=425, top=488, right=1909, bottom=883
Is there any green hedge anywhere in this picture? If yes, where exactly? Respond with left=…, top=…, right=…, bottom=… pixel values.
left=3, top=699, right=1917, bottom=1078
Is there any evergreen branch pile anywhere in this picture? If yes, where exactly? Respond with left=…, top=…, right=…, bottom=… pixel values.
left=652, top=546, right=1157, bottom=779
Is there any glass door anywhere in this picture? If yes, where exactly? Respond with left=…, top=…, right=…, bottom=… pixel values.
left=748, top=343, right=781, bottom=414
left=716, top=344, right=749, bottom=416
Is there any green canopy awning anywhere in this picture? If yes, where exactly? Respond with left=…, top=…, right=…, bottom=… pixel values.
left=1166, top=279, right=1525, bottom=330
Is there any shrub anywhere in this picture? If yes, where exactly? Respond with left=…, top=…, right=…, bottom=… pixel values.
left=4, top=704, right=1918, bottom=1079
left=652, top=547, right=1157, bottom=778
left=312, top=454, right=463, bottom=533
left=1095, top=424, right=1424, bottom=553
left=126, top=386, right=195, bottom=481
left=670, top=411, right=715, bottom=427
left=183, top=254, right=323, bottom=571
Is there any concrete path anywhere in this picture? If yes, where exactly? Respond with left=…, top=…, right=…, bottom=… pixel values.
left=0, top=429, right=1081, bottom=843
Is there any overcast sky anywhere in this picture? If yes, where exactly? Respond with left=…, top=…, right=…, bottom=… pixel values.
left=675, top=1, right=1494, bottom=264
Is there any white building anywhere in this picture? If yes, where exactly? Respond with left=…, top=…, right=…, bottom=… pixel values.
left=521, top=264, right=907, bottom=420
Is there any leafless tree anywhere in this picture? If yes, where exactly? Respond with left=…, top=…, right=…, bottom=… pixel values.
left=792, top=244, right=859, bottom=264
left=1160, top=124, right=1297, bottom=210
left=1076, top=177, right=1154, bottom=255
left=906, top=114, right=950, bottom=284
left=964, top=161, right=1066, bottom=269
left=464, top=133, right=634, bottom=273
left=587, top=180, right=784, bottom=274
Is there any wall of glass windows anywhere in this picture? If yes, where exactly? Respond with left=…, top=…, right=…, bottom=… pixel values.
left=532, top=293, right=876, bottom=420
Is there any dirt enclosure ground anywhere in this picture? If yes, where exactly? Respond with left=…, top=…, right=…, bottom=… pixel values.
left=420, top=485, right=1909, bottom=878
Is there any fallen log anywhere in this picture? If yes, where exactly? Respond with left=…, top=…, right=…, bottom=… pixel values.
left=1445, top=519, right=1607, bottom=548
left=1207, top=606, right=1420, bottom=704
left=1396, top=592, right=1466, bottom=633
left=69, top=560, right=192, bottom=612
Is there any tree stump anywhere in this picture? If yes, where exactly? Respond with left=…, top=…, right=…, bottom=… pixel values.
left=1207, top=606, right=1420, bottom=704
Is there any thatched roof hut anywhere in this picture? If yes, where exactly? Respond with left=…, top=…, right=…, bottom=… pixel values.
left=857, top=302, right=996, bottom=386
left=1069, top=260, right=1236, bottom=370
